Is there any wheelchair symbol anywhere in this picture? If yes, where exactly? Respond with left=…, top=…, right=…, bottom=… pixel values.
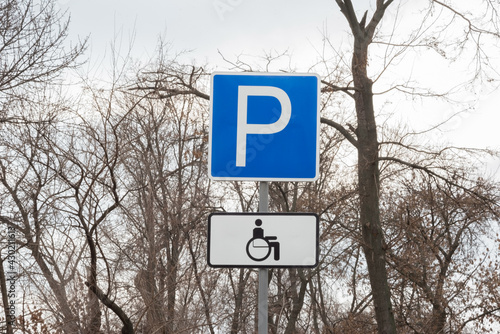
left=246, top=219, right=280, bottom=262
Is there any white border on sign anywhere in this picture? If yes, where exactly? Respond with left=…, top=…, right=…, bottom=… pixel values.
left=208, top=71, right=321, bottom=182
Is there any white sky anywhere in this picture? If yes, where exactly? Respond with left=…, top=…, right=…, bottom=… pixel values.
left=58, top=0, right=500, bottom=179
left=60, top=0, right=346, bottom=66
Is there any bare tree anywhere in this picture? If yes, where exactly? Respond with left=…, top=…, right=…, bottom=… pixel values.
left=0, top=0, right=85, bottom=123
left=318, top=1, right=500, bottom=332
left=119, top=74, right=212, bottom=333
left=53, top=83, right=139, bottom=333
left=383, top=167, right=500, bottom=333
left=0, top=102, right=83, bottom=334
left=1, top=2, right=85, bottom=327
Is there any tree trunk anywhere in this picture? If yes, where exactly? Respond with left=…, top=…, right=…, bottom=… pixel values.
left=166, top=241, right=179, bottom=334
left=85, top=233, right=102, bottom=334
left=0, top=258, right=14, bottom=334
left=352, top=36, right=396, bottom=334
left=85, top=282, right=134, bottom=334
left=136, top=183, right=167, bottom=334
left=26, top=242, right=81, bottom=334
left=430, top=303, right=447, bottom=333
left=135, top=269, right=166, bottom=334
left=230, top=269, right=249, bottom=334
left=283, top=269, right=308, bottom=334
left=429, top=269, right=449, bottom=333
left=332, top=2, right=397, bottom=332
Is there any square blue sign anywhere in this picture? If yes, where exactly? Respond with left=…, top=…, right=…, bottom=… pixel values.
left=209, top=72, right=320, bottom=181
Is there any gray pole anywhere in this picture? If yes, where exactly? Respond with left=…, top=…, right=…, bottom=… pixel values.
left=258, top=181, right=269, bottom=334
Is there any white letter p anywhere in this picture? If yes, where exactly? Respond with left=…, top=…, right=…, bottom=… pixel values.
left=236, top=86, right=291, bottom=167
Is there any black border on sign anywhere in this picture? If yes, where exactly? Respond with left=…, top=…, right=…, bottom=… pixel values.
left=207, top=212, right=320, bottom=269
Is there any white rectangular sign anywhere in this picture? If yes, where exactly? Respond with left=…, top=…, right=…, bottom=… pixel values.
left=208, top=212, right=319, bottom=268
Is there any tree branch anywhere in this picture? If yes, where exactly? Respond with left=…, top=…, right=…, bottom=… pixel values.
left=321, top=80, right=356, bottom=98
left=365, top=1, right=395, bottom=39
left=433, top=0, right=500, bottom=38
left=85, top=281, right=134, bottom=334
left=378, top=156, right=496, bottom=206
left=320, top=117, right=358, bottom=147
left=335, top=0, right=363, bottom=38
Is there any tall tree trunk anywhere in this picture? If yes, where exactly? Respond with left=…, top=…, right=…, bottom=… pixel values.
left=187, top=236, right=216, bottom=334
left=0, top=258, right=14, bottom=334
left=283, top=269, right=308, bottom=334
left=166, top=239, right=179, bottom=334
left=27, top=243, right=81, bottom=334
left=85, top=233, right=102, bottom=334
left=136, top=182, right=167, bottom=334
left=333, top=1, right=397, bottom=332
left=430, top=303, right=447, bottom=333
left=429, top=266, right=449, bottom=333
left=22, top=226, right=83, bottom=334
left=85, top=282, right=134, bottom=334
left=353, top=35, right=396, bottom=333
left=230, top=269, right=250, bottom=334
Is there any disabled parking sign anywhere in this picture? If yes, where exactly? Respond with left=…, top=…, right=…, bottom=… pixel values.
left=207, top=213, right=319, bottom=268
left=209, top=72, right=320, bottom=181
left=246, top=218, right=280, bottom=262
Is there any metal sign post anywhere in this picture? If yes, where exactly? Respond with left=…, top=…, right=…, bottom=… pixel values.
left=208, top=72, right=321, bottom=334
left=258, top=181, right=268, bottom=334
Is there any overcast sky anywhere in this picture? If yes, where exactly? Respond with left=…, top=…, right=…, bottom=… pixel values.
left=59, top=0, right=500, bottom=178
left=60, top=0, right=346, bottom=66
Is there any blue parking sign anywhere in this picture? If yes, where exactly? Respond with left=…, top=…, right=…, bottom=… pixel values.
left=209, top=72, right=320, bottom=181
